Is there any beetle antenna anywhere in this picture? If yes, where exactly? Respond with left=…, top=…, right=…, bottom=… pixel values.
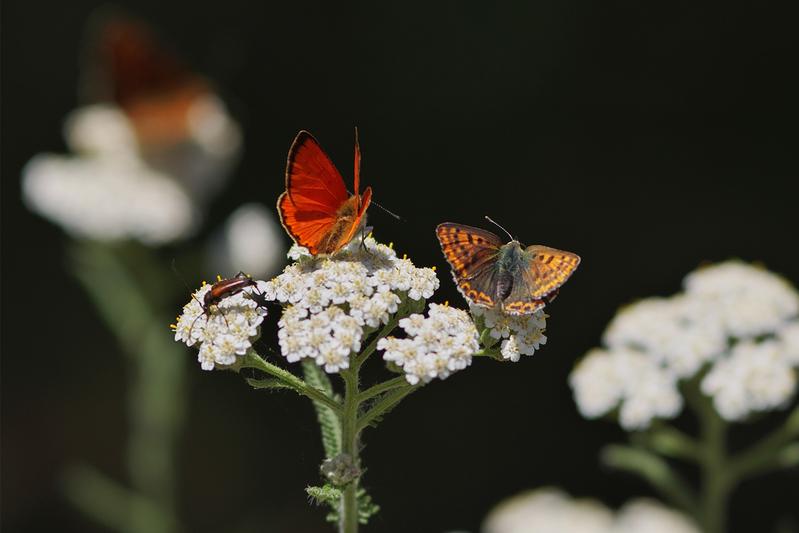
left=485, top=216, right=514, bottom=241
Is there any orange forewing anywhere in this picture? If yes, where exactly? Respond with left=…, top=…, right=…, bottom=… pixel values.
left=278, top=131, right=372, bottom=256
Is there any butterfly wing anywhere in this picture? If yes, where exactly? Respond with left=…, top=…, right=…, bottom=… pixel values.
left=279, top=131, right=360, bottom=255
left=83, top=16, right=208, bottom=145
left=436, top=223, right=504, bottom=307
left=500, top=246, right=579, bottom=315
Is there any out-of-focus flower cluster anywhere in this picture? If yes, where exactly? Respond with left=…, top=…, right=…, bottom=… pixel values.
left=378, top=303, right=479, bottom=384
left=262, top=237, right=439, bottom=373
left=173, top=282, right=267, bottom=370
left=22, top=96, right=240, bottom=245
left=471, top=304, right=548, bottom=361
left=482, top=488, right=700, bottom=533
left=570, top=261, right=799, bottom=429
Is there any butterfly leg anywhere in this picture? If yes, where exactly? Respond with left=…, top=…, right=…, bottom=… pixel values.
left=359, top=227, right=373, bottom=256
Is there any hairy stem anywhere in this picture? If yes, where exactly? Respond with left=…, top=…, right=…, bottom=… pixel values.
left=357, top=376, right=408, bottom=403
left=339, top=364, right=362, bottom=533
left=242, top=352, right=341, bottom=414
left=357, top=384, right=420, bottom=433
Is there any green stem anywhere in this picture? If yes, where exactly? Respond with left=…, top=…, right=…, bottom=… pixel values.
left=728, top=406, right=799, bottom=481
left=355, top=318, right=399, bottom=366
left=686, top=382, right=729, bottom=533
left=357, top=384, right=420, bottom=433
left=339, top=364, right=361, bottom=533
left=357, top=376, right=408, bottom=403
left=69, top=242, right=184, bottom=533
left=242, top=352, right=341, bottom=414
left=601, top=444, right=699, bottom=518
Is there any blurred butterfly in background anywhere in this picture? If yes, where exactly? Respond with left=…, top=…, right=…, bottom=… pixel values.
left=277, top=131, right=373, bottom=256
left=436, top=218, right=580, bottom=315
left=82, top=12, right=211, bottom=146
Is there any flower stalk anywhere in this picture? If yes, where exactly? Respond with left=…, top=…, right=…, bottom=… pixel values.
left=176, top=237, right=551, bottom=531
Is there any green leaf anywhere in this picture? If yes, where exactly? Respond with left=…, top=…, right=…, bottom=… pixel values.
left=306, top=484, right=342, bottom=506
left=302, top=360, right=342, bottom=458
left=246, top=377, right=293, bottom=390
left=356, top=488, right=380, bottom=525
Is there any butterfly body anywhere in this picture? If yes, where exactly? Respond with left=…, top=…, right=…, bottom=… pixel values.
left=436, top=223, right=580, bottom=315
left=278, top=131, right=372, bottom=256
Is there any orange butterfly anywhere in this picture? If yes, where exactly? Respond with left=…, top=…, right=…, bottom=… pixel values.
left=277, top=131, right=373, bottom=256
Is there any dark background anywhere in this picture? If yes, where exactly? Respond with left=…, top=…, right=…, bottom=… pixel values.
left=3, top=1, right=799, bottom=532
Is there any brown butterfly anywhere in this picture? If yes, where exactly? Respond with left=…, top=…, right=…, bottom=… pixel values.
left=436, top=218, right=580, bottom=315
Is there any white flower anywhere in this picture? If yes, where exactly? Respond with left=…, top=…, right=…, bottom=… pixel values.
left=570, top=348, right=682, bottom=430
left=573, top=260, right=799, bottom=428
left=684, top=261, right=799, bottom=339
left=701, top=340, right=797, bottom=421
left=482, top=488, right=700, bottom=533
left=379, top=304, right=479, bottom=384
left=472, top=304, right=548, bottom=360
left=173, top=283, right=267, bottom=370
left=23, top=96, right=242, bottom=245
left=482, top=488, right=614, bottom=533
left=779, top=321, right=799, bottom=365
left=603, top=296, right=725, bottom=379
left=612, top=499, right=700, bottom=533
left=22, top=153, right=196, bottom=244
left=207, top=203, right=286, bottom=279
left=268, top=236, right=439, bottom=373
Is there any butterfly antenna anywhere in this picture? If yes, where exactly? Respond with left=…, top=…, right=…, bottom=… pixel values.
left=370, top=198, right=402, bottom=221
left=485, top=216, right=515, bottom=241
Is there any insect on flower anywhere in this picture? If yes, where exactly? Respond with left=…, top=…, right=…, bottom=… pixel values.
left=436, top=217, right=580, bottom=315
left=186, top=272, right=264, bottom=335
left=277, top=130, right=373, bottom=256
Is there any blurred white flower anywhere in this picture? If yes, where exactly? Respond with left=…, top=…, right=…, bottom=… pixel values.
left=207, top=203, right=286, bottom=279
left=612, top=499, right=700, bottom=533
left=22, top=153, right=195, bottom=245
left=684, top=261, right=799, bottom=339
left=173, top=283, right=267, bottom=370
left=471, top=305, right=548, bottom=361
left=148, top=94, right=242, bottom=205
left=23, top=95, right=242, bottom=244
left=63, top=104, right=139, bottom=157
left=603, top=296, right=725, bottom=378
left=482, top=488, right=699, bottom=533
left=779, top=322, right=799, bottom=365
left=482, top=488, right=613, bottom=533
left=572, top=260, right=799, bottom=428
left=262, top=236, right=440, bottom=373
left=378, top=303, right=479, bottom=384
left=570, top=348, right=682, bottom=430
left=702, top=340, right=797, bottom=421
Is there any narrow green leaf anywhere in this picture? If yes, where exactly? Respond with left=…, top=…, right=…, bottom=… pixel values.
left=302, top=360, right=342, bottom=458
left=246, top=377, right=293, bottom=390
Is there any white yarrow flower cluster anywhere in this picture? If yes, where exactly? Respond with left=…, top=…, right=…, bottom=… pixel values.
left=262, top=237, right=439, bottom=373
left=173, top=283, right=267, bottom=370
left=470, top=304, right=548, bottom=361
left=22, top=106, right=196, bottom=244
left=378, top=304, right=479, bottom=384
left=571, top=260, right=799, bottom=428
left=570, top=348, right=683, bottom=430
left=22, top=97, right=242, bottom=245
left=701, top=340, right=796, bottom=420
left=482, top=488, right=700, bottom=533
